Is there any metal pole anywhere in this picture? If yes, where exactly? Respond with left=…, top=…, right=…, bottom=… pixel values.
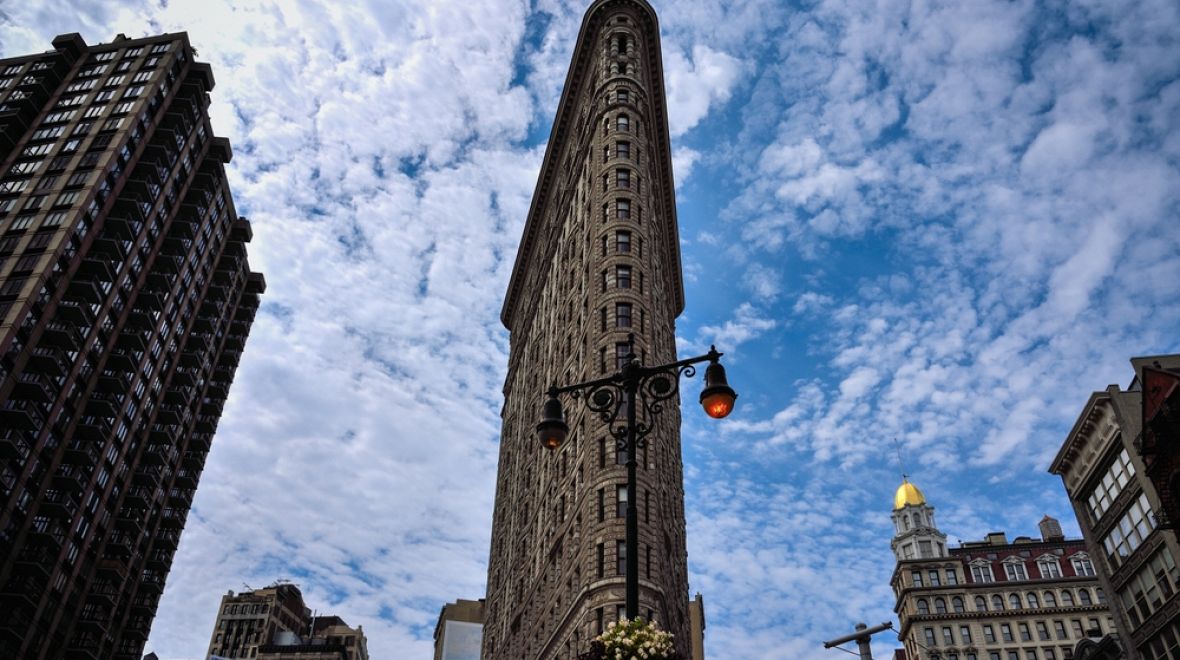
left=624, top=370, right=639, bottom=620
left=854, top=623, right=872, bottom=660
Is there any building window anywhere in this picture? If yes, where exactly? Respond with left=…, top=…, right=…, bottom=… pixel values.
left=1085, top=447, right=1134, bottom=521
left=597, top=543, right=604, bottom=578
left=616, top=141, right=630, bottom=159
left=615, top=343, right=630, bottom=370
left=1009, top=593, right=1023, bottom=609
left=1037, top=622, right=1051, bottom=641
left=952, top=596, right=965, bottom=613
left=1038, top=557, right=1062, bottom=579
left=616, top=199, right=630, bottom=219
left=1054, top=621, right=1067, bottom=639
left=1044, top=591, right=1057, bottom=607
left=924, top=628, right=937, bottom=647
left=929, top=570, right=941, bottom=586
left=1001, top=623, right=1014, bottom=642
left=1102, top=492, right=1155, bottom=568
left=1061, top=590, right=1074, bottom=606
left=616, top=485, right=627, bottom=518
left=975, top=596, right=987, bottom=611
left=1020, top=622, right=1032, bottom=641
left=616, top=265, right=632, bottom=289
left=917, top=599, right=929, bottom=615
left=946, top=569, right=958, bottom=585
left=971, top=562, right=994, bottom=583
left=911, top=570, right=923, bottom=587
left=617, top=168, right=630, bottom=188
left=983, top=625, right=996, bottom=643
left=934, top=597, right=947, bottom=614
left=1078, top=589, right=1091, bottom=606
left=1027, top=592, right=1040, bottom=608
left=616, top=230, right=631, bottom=253
left=598, top=488, right=605, bottom=522
left=942, top=627, right=954, bottom=645
left=1005, top=561, right=1028, bottom=581
left=617, top=540, right=626, bottom=575
left=617, top=89, right=629, bottom=103
left=615, top=302, right=632, bottom=328
left=1070, top=554, right=1095, bottom=576
left=960, top=625, right=972, bottom=643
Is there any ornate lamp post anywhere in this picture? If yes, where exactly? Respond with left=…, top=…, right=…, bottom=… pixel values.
left=536, top=335, right=737, bottom=620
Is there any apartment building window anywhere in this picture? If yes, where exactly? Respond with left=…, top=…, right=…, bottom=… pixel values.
left=1102, top=492, right=1155, bottom=568
left=1078, top=589, right=1091, bottom=606
left=9, top=160, right=41, bottom=176
left=616, top=485, right=627, bottom=518
left=616, top=230, right=631, bottom=253
left=616, top=265, right=631, bottom=289
left=1037, top=557, right=1062, bottom=578
left=1010, top=594, right=1023, bottom=609
left=94, top=89, right=115, bottom=103
left=1060, top=591, right=1074, bottom=606
left=1028, top=592, right=1040, bottom=608
left=983, top=625, right=996, bottom=643
left=1044, top=591, right=1057, bottom=607
left=924, top=628, right=937, bottom=647
left=953, top=596, right=965, bottom=613
left=598, top=437, right=606, bottom=468
left=917, top=599, right=929, bottom=614
left=960, top=625, right=972, bottom=643
left=975, top=596, right=988, bottom=611
left=942, top=627, right=954, bottom=645
left=616, top=141, right=630, bottom=159
left=1070, top=554, right=1095, bottom=576
left=934, top=597, right=947, bottom=614
left=1002, top=624, right=1014, bottom=642
left=616, top=540, right=626, bottom=575
left=597, top=488, right=604, bottom=522
left=946, top=569, right=959, bottom=585
left=929, top=570, right=941, bottom=586
left=911, top=570, right=923, bottom=587
left=617, top=168, right=630, bottom=188
left=615, top=303, right=632, bottom=328
left=615, top=343, right=630, bottom=370
left=1054, top=621, right=1067, bottom=640
left=616, top=114, right=629, bottom=132
left=1020, top=623, right=1032, bottom=641
left=1037, top=622, right=1051, bottom=641
left=597, top=543, right=604, bottom=578
left=972, top=562, right=995, bottom=582
left=616, top=199, right=630, bottom=219
left=1086, top=447, right=1134, bottom=521
left=1070, top=620, right=1083, bottom=637
left=616, top=89, right=629, bottom=103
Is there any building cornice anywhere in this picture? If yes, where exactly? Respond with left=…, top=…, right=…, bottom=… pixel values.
left=500, top=0, right=684, bottom=331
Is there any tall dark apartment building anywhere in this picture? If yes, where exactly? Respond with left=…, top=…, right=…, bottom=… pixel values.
left=0, top=32, right=263, bottom=659
left=483, top=0, right=693, bottom=657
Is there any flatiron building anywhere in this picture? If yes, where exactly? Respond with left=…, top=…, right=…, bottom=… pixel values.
left=0, top=32, right=262, bottom=659
left=483, top=0, right=692, bottom=657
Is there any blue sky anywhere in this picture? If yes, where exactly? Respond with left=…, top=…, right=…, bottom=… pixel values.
left=4, top=0, right=1180, bottom=657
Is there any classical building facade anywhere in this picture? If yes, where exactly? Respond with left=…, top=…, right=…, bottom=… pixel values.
left=206, top=583, right=368, bottom=660
left=481, top=0, right=693, bottom=657
left=891, top=481, right=1117, bottom=660
left=0, top=32, right=262, bottom=659
left=1051, top=354, right=1180, bottom=660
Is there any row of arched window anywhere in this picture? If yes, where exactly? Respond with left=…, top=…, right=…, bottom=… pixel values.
left=915, top=588, right=1102, bottom=615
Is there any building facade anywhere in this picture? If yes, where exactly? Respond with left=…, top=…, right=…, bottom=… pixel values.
left=1050, top=355, right=1180, bottom=660
left=206, top=584, right=368, bottom=660
left=891, top=481, right=1117, bottom=660
left=0, top=32, right=262, bottom=659
left=482, top=0, right=692, bottom=657
left=434, top=598, right=486, bottom=660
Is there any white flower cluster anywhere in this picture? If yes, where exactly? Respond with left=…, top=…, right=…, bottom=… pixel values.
left=595, top=618, right=675, bottom=660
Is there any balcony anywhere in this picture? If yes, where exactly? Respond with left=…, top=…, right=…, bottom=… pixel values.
left=0, top=407, right=36, bottom=430
left=84, top=397, right=118, bottom=419
left=116, top=332, right=147, bottom=353
left=188, top=434, right=212, bottom=451
left=0, top=436, right=25, bottom=459
left=75, top=259, right=115, bottom=283
left=155, top=530, right=180, bottom=550
left=174, top=470, right=198, bottom=489
left=25, top=350, right=64, bottom=377
left=156, top=406, right=185, bottom=426
left=134, top=291, right=163, bottom=311
left=11, top=372, right=52, bottom=402
left=141, top=444, right=178, bottom=467
left=162, top=386, right=190, bottom=407
left=95, top=373, right=130, bottom=395
left=100, top=215, right=138, bottom=241
left=41, top=323, right=80, bottom=351
left=159, top=236, right=187, bottom=257
left=153, top=254, right=181, bottom=274
left=230, top=217, right=253, bottom=243
left=62, top=441, right=100, bottom=466
left=203, top=284, right=227, bottom=302
left=52, top=468, right=89, bottom=493
left=159, top=508, right=186, bottom=530
left=178, top=350, right=202, bottom=369
left=105, top=350, right=138, bottom=374
left=139, top=571, right=165, bottom=594
left=95, top=558, right=129, bottom=583
left=54, top=301, right=93, bottom=327
left=65, top=280, right=104, bottom=305
left=132, top=467, right=162, bottom=489
left=142, top=272, right=171, bottom=294
left=145, top=550, right=172, bottom=571
left=74, top=421, right=110, bottom=442
left=103, top=533, right=134, bottom=559
left=167, top=217, right=196, bottom=240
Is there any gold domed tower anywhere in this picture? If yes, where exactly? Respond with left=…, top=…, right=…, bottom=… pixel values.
left=890, top=478, right=947, bottom=561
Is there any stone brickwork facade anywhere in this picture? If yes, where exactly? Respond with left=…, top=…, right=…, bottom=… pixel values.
left=483, top=0, right=691, bottom=658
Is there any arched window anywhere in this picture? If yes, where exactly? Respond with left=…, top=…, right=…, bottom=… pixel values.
left=1009, top=593, right=1022, bottom=609
left=952, top=596, right=965, bottom=613
left=903, top=517, right=911, bottom=530
left=992, top=595, right=1004, bottom=610
left=912, top=513, right=921, bottom=528
left=616, top=114, right=630, bottom=132
left=1044, top=591, right=1057, bottom=607
left=1096, top=587, right=1106, bottom=604
left=1079, top=589, right=1092, bottom=605
left=934, top=597, right=947, bottom=614
left=1061, top=590, right=1074, bottom=606
left=1027, top=592, right=1039, bottom=608
left=917, top=598, right=929, bottom=615
left=974, top=596, right=987, bottom=611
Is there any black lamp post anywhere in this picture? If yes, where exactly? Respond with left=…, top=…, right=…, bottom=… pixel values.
left=536, top=334, right=736, bottom=620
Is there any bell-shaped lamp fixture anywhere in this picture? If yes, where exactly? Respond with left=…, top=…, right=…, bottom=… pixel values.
left=536, top=394, right=569, bottom=450
left=699, top=360, right=737, bottom=419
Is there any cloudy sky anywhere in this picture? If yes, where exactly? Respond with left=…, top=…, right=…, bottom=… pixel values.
left=4, top=0, right=1180, bottom=657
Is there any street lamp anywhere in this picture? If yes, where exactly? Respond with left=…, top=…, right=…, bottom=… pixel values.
left=535, top=335, right=737, bottom=620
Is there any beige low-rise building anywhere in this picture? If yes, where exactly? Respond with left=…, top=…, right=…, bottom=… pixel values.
left=890, top=480, right=1117, bottom=660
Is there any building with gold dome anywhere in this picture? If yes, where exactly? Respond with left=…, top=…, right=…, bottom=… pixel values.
left=889, top=479, right=1119, bottom=660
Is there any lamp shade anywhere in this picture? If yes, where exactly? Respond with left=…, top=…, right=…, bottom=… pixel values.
left=536, top=395, right=569, bottom=449
left=699, top=361, right=737, bottom=419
